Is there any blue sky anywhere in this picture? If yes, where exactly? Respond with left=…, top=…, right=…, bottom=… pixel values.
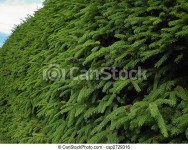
left=0, top=32, right=8, bottom=47
left=0, top=0, right=44, bottom=47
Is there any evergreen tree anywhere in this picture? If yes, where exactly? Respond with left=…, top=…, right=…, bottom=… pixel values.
left=0, top=0, right=188, bottom=143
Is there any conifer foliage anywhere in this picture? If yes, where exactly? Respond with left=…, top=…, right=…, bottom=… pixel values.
left=0, top=0, right=188, bottom=143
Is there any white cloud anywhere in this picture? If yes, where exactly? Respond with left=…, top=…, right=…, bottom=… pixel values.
left=0, top=1, right=43, bottom=34
left=0, top=0, right=44, bottom=4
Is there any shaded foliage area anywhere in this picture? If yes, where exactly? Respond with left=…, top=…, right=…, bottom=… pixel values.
left=0, top=0, right=188, bottom=143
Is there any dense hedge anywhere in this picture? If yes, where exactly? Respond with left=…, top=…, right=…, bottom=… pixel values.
left=1, top=0, right=188, bottom=143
